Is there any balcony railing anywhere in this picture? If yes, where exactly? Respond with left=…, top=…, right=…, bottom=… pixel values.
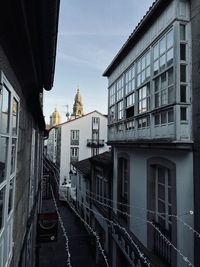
left=153, top=221, right=172, bottom=265
left=87, top=139, right=104, bottom=148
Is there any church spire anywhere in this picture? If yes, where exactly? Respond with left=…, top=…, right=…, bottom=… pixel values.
left=72, top=88, right=84, bottom=118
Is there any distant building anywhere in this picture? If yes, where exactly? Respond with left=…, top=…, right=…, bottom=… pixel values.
left=70, top=88, right=84, bottom=119
left=103, top=0, right=199, bottom=266
left=46, top=108, right=61, bottom=163
left=58, top=105, right=109, bottom=200
left=0, top=1, right=59, bottom=267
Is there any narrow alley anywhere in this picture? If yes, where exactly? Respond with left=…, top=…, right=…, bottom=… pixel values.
left=37, top=160, right=96, bottom=267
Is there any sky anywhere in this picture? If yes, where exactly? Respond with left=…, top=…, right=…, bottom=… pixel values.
left=43, top=0, right=154, bottom=124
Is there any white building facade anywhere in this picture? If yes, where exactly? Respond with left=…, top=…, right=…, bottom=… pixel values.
left=59, top=111, right=109, bottom=187
left=103, top=0, right=197, bottom=266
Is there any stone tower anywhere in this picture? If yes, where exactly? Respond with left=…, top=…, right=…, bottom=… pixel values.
left=71, top=89, right=84, bottom=118
left=50, top=107, right=61, bottom=127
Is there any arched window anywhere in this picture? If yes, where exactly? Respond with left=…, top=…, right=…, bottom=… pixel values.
left=147, top=158, right=176, bottom=266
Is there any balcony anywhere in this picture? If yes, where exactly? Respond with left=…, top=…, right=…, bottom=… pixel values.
left=87, top=139, right=104, bottom=148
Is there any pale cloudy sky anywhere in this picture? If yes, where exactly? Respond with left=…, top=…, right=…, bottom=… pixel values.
left=44, top=0, right=154, bottom=124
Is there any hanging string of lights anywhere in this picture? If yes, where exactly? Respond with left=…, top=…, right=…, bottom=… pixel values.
left=50, top=185, right=72, bottom=267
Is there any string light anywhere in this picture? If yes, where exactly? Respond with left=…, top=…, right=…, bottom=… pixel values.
left=44, top=158, right=195, bottom=267
left=50, top=185, right=72, bottom=267
left=44, top=158, right=110, bottom=267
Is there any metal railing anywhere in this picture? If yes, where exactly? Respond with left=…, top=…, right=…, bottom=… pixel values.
left=87, top=139, right=105, bottom=147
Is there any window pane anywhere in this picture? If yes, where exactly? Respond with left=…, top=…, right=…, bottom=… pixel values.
left=158, top=200, right=165, bottom=213
left=158, top=184, right=165, bottom=200
left=8, top=179, right=14, bottom=214
left=161, top=73, right=167, bottom=89
left=168, top=109, right=174, bottom=122
left=180, top=65, right=186, bottom=82
left=167, top=48, right=173, bottom=66
left=0, top=187, right=5, bottom=229
left=158, top=168, right=165, bottom=184
left=181, top=107, right=187, bottom=121
left=154, top=44, right=159, bottom=60
left=168, top=86, right=174, bottom=104
left=155, top=114, right=160, bottom=125
left=161, top=112, right=167, bottom=124
left=180, top=44, right=186, bottom=61
left=160, top=54, right=165, bottom=71
left=155, top=93, right=159, bottom=108
left=146, top=66, right=150, bottom=79
left=1, top=88, right=10, bottom=134
left=154, top=60, right=159, bottom=75
left=160, top=36, right=166, bottom=55
left=12, top=98, right=18, bottom=135
left=180, top=85, right=187, bottom=102
left=180, top=24, right=186, bottom=40
left=0, top=137, right=8, bottom=184
left=146, top=52, right=150, bottom=66
left=167, top=30, right=173, bottom=49
left=168, top=68, right=173, bottom=86
left=10, top=139, right=17, bottom=174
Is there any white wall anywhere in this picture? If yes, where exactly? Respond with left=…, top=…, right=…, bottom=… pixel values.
left=60, top=111, right=109, bottom=185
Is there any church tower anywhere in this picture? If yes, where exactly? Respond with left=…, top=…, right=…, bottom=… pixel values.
left=71, top=89, right=84, bottom=118
left=50, top=107, right=61, bottom=127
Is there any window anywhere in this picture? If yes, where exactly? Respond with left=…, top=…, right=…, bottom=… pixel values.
left=138, top=116, right=150, bottom=128
left=180, top=107, right=187, bottom=121
left=126, top=93, right=135, bottom=118
left=180, top=65, right=186, bottom=82
left=71, top=130, right=79, bottom=145
left=125, top=65, right=135, bottom=95
left=180, top=43, right=186, bottom=61
left=116, top=76, right=124, bottom=101
left=147, top=158, right=176, bottom=266
left=180, top=85, right=187, bottom=103
left=109, top=84, right=115, bottom=106
left=109, top=106, right=115, bottom=124
left=0, top=72, right=19, bottom=265
left=154, top=109, right=174, bottom=125
left=137, top=51, right=150, bottom=87
left=70, top=147, right=79, bottom=161
left=92, top=148, right=99, bottom=156
left=92, top=117, right=99, bottom=124
left=117, top=100, right=123, bottom=120
left=154, top=68, right=174, bottom=108
left=118, top=157, right=129, bottom=219
left=180, top=24, right=186, bottom=40
left=138, top=83, right=150, bottom=114
left=126, top=120, right=134, bottom=130
left=153, top=29, right=173, bottom=75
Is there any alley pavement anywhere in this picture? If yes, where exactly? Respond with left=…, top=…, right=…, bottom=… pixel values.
left=37, top=192, right=96, bottom=267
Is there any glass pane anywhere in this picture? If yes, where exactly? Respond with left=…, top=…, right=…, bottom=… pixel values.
left=0, top=187, right=5, bottom=229
left=155, top=93, right=159, bottom=108
left=154, top=44, right=159, bottom=60
left=168, top=109, right=174, bottom=123
left=10, top=139, right=17, bottom=174
left=142, top=57, right=145, bottom=70
left=180, top=85, right=186, bottom=102
left=161, top=73, right=167, bottom=89
left=154, top=77, right=159, bottom=92
left=146, top=66, right=150, bottom=79
left=161, top=112, right=167, bottom=124
left=167, top=48, right=173, bottom=66
left=168, top=68, right=173, bottom=86
left=155, top=114, right=160, bottom=125
left=154, top=60, right=159, bottom=75
left=167, top=30, right=173, bottom=49
left=158, top=200, right=165, bottom=213
left=161, top=89, right=167, bottom=105
left=160, top=54, right=166, bottom=71
left=146, top=52, right=150, bottom=66
left=181, top=107, right=187, bottom=121
left=8, top=179, right=14, bottom=214
left=158, top=168, right=165, bottom=184
left=160, top=36, right=166, bottom=55
left=12, top=98, right=18, bottom=135
left=180, top=65, right=186, bottom=82
left=0, top=137, right=8, bottom=184
left=180, top=24, right=186, bottom=40
left=180, top=44, right=186, bottom=61
left=168, top=86, right=174, bottom=104
left=158, top=184, right=165, bottom=200
left=1, top=88, right=10, bottom=134
left=168, top=188, right=172, bottom=204
left=141, top=70, right=145, bottom=83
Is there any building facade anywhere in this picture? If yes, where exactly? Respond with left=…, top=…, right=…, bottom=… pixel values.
left=0, top=1, right=59, bottom=267
left=58, top=110, right=109, bottom=199
left=103, top=0, right=198, bottom=266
